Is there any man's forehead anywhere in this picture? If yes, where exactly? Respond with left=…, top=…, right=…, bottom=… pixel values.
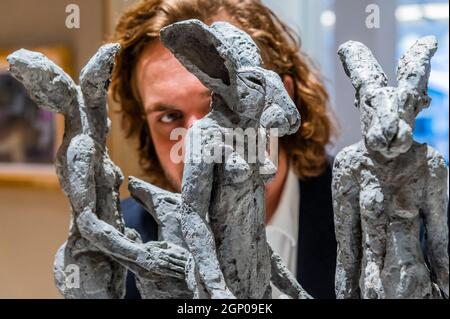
left=137, top=41, right=185, bottom=80
left=136, top=41, right=204, bottom=98
left=135, top=42, right=211, bottom=112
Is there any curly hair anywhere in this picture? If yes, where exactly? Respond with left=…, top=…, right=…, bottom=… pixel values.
left=111, top=0, right=335, bottom=189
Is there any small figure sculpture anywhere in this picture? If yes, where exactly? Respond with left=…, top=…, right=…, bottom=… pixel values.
left=7, top=20, right=310, bottom=300
left=8, top=44, right=188, bottom=299
left=151, top=19, right=309, bottom=299
left=333, top=36, right=449, bottom=299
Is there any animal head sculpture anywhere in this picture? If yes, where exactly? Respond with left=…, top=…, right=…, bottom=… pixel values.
left=160, top=19, right=300, bottom=137
left=7, top=44, right=120, bottom=145
left=338, top=36, right=438, bottom=158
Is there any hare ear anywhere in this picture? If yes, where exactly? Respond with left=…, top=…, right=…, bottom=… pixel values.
left=397, top=36, right=437, bottom=108
left=338, top=41, right=387, bottom=100
left=80, top=43, right=121, bottom=108
left=161, top=19, right=233, bottom=94
left=7, top=49, right=77, bottom=115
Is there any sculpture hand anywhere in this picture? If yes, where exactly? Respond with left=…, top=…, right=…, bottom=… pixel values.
left=138, top=241, right=189, bottom=280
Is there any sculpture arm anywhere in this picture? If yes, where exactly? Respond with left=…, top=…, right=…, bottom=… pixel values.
left=268, top=245, right=312, bottom=299
left=7, top=48, right=77, bottom=116
left=332, top=152, right=362, bottom=299
left=77, top=209, right=187, bottom=280
left=423, top=150, right=449, bottom=298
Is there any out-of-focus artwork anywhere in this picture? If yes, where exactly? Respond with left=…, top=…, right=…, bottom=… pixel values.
left=0, top=70, right=55, bottom=163
left=0, top=46, right=72, bottom=186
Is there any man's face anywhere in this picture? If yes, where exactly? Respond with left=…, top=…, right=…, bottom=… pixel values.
left=136, top=41, right=211, bottom=191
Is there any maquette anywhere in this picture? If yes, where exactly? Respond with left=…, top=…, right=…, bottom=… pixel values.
left=333, top=36, right=449, bottom=299
left=132, top=19, right=310, bottom=299
left=8, top=44, right=189, bottom=299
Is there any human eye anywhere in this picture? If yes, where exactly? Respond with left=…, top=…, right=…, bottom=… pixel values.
left=160, top=111, right=183, bottom=124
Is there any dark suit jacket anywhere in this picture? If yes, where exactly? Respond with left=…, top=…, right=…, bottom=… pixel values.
left=121, top=162, right=337, bottom=299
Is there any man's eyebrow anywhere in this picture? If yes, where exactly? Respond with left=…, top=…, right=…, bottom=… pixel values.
left=146, top=103, right=178, bottom=114
left=145, top=90, right=211, bottom=114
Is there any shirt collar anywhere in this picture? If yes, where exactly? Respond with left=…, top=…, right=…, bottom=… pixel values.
left=267, top=168, right=300, bottom=246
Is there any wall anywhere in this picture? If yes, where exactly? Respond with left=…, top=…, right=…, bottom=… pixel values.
left=262, top=0, right=327, bottom=60
left=0, top=0, right=107, bottom=72
left=0, top=186, right=68, bottom=298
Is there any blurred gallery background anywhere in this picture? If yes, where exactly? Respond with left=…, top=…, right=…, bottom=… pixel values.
left=0, top=0, right=448, bottom=298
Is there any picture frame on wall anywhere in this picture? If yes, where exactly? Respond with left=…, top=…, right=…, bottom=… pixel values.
left=0, top=46, right=72, bottom=188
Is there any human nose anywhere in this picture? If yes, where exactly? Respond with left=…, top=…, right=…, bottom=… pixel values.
left=184, top=113, right=204, bottom=129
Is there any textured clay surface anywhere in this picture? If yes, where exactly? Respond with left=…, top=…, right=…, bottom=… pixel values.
left=158, top=19, right=310, bottom=299
left=333, top=36, right=449, bottom=299
left=8, top=44, right=188, bottom=299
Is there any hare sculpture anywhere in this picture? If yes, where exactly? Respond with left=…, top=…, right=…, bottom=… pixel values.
left=130, top=19, right=310, bottom=299
left=333, top=36, right=449, bottom=299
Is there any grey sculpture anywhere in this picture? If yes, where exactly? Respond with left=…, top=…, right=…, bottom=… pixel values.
left=7, top=20, right=310, bottom=300
left=333, top=36, right=449, bottom=299
left=152, top=19, right=309, bottom=299
left=8, top=44, right=189, bottom=299
left=128, top=178, right=192, bottom=298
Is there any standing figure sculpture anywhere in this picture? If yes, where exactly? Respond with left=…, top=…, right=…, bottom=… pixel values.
left=333, top=36, right=449, bottom=299
left=157, top=19, right=309, bottom=299
left=8, top=44, right=188, bottom=299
